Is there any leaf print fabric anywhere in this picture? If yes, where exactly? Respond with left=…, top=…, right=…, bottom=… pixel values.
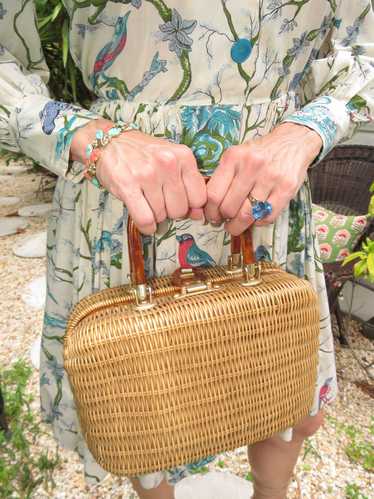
left=0, top=0, right=373, bottom=487
left=159, top=9, right=197, bottom=56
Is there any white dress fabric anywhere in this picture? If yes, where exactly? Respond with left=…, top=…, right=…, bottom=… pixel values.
left=0, top=0, right=373, bottom=486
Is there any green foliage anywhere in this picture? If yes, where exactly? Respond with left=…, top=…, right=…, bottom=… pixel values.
left=0, top=360, right=60, bottom=499
left=302, top=437, right=322, bottom=461
left=244, top=471, right=253, bottom=482
left=369, top=181, right=374, bottom=218
left=343, top=181, right=374, bottom=283
left=343, top=238, right=374, bottom=283
left=326, top=415, right=374, bottom=473
left=35, top=0, right=94, bottom=107
left=345, top=483, right=369, bottom=499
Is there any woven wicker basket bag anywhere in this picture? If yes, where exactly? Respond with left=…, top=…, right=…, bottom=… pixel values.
left=64, top=219, right=320, bottom=476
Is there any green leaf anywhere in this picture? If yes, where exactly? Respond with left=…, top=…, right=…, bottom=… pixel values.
left=62, top=18, right=69, bottom=68
left=37, top=3, right=62, bottom=30
left=347, top=95, right=367, bottom=112
left=367, top=252, right=374, bottom=278
left=368, top=195, right=374, bottom=217
left=354, top=260, right=368, bottom=278
left=342, top=252, right=366, bottom=265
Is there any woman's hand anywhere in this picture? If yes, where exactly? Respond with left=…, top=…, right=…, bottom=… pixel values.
left=204, top=123, right=323, bottom=235
left=71, top=119, right=207, bottom=235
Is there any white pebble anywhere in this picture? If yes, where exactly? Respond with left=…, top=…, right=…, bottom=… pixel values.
left=0, top=196, right=20, bottom=207
left=21, top=275, right=46, bottom=310
left=0, top=216, right=28, bottom=236
left=18, top=203, right=53, bottom=217
left=30, top=336, right=41, bottom=370
left=13, top=231, right=47, bottom=258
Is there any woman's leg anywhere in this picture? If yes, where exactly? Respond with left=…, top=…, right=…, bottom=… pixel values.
left=248, top=411, right=324, bottom=499
left=130, top=478, right=175, bottom=499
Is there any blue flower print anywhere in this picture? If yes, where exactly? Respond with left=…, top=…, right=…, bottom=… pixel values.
left=190, top=133, right=231, bottom=174
left=159, top=9, right=197, bottom=57
left=181, top=106, right=241, bottom=174
left=181, top=106, right=240, bottom=139
left=266, top=0, right=283, bottom=21
left=0, top=3, right=7, bottom=20
left=319, top=14, right=334, bottom=39
left=131, top=0, right=142, bottom=7
left=287, top=32, right=310, bottom=57
left=342, top=20, right=361, bottom=47
left=279, top=18, right=298, bottom=34
left=75, top=23, right=100, bottom=38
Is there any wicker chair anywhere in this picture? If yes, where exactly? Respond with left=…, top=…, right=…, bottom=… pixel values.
left=308, top=144, right=374, bottom=344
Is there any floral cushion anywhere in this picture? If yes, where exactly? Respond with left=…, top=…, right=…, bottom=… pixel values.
left=312, top=204, right=368, bottom=263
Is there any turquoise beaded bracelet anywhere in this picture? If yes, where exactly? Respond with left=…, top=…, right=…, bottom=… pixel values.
left=84, top=121, right=137, bottom=188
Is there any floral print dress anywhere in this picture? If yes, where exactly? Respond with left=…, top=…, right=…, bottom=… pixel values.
left=1, top=0, right=374, bottom=487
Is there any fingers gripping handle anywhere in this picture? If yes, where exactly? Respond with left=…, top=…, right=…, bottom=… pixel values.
left=127, top=175, right=255, bottom=286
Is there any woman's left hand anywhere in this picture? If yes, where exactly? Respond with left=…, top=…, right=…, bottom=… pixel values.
left=204, top=123, right=323, bottom=235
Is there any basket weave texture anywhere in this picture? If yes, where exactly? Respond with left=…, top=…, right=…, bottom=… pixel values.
left=65, top=263, right=320, bottom=476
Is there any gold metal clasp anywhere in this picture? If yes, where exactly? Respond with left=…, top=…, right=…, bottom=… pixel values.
left=225, top=253, right=243, bottom=276
left=241, top=263, right=262, bottom=287
left=132, top=284, right=155, bottom=310
left=171, top=268, right=220, bottom=298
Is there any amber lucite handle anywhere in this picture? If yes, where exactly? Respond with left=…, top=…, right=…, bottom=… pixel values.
left=127, top=215, right=147, bottom=286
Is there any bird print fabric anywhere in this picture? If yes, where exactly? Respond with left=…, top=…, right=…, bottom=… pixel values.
left=0, top=0, right=374, bottom=488
left=177, top=234, right=215, bottom=268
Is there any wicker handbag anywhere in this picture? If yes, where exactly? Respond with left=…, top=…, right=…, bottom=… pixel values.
left=64, top=219, right=320, bottom=476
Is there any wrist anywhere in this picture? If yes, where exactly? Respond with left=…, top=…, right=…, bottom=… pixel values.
left=277, top=122, right=323, bottom=164
left=70, top=118, right=114, bottom=164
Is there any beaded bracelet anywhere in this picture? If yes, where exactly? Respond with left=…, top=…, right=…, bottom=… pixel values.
left=84, top=121, right=137, bottom=188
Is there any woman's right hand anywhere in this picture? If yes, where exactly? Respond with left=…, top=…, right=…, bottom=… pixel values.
left=70, top=119, right=207, bottom=235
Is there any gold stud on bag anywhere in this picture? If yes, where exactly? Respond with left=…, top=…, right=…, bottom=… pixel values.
left=64, top=217, right=320, bottom=476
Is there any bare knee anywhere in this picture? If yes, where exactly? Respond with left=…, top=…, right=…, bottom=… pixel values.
left=294, top=410, right=324, bottom=440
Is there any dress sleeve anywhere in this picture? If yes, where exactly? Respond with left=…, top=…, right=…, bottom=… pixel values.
left=282, top=0, right=374, bottom=160
left=0, top=1, right=100, bottom=181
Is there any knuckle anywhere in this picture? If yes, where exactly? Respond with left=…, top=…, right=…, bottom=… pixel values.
left=158, top=149, right=178, bottom=168
left=221, top=146, right=237, bottom=163
left=207, top=188, right=222, bottom=206
left=191, top=189, right=207, bottom=208
left=135, top=163, right=156, bottom=184
left=282, top=178, right=298, bottom=195
left=154, top=208, right=167, bottom=223
left=177, top=144, right=195, bottom=161
left=239, top=209, right=251, bottom=224
left=138, top=213, right=155, bottom=227
left=220, top=203, right=237, bottom=219
left=247, top=148, right=267, bottom=167
left=264, top=166, right=280, bottom=183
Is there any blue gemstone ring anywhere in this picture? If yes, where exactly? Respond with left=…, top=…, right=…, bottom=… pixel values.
left=248, top=194, right=273, bottom=221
